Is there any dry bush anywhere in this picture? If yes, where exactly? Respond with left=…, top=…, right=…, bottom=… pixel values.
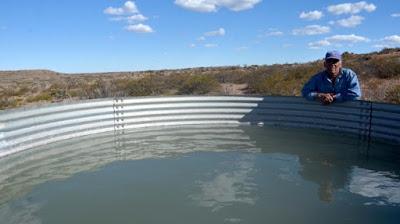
left=125, top=75, right=166, bottom=96
left=345, top=53, right=400, bottom=79
left=0, top=97, right=18, bottom=110
left=48, top=83, right=68, bottom=99
left=13, top=85, right=31, bottom=97
left=212, top=69, right=250, bottom=84
left=0, top=88, right=22, bottom=109
left=252, top=73, right=298, bottom=96
left=178, top=75, right=220, bottom=95
left=385, top=85, right=400, bottom=104
left=76, top=79, right=113, bottom=99
left=167, top=73, right=189, bottom=89
left=27, top=92, right=53, bottom=103
left=377, top=48, right=400, bottom=55
left=369, top=57, right=400, bottom=79
left=247, top=64, right=321, bottom=96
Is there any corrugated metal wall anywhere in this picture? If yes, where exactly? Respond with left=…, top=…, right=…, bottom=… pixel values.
left=0, top=96, right=399, bottom=158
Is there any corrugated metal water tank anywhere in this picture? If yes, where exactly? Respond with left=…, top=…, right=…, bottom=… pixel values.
left=0, top=96, right=399, bottom=158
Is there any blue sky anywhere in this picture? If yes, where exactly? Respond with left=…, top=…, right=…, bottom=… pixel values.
left=0, top=0, right=399, bottom=73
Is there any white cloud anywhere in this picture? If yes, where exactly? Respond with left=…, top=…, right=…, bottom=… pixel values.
left=327, top=1, right=376, bottom=15
left=258, top=28, right=284, bottom=38
left=110, top=14, right=148, bottom=22
left=105, top=1, right=154, bottom=34
left=326, top=34, right=369, bottom=43
left=336, top=15, right=364, bottom=28
left=109, top=17, right=125, bottom=22
left=382, top=35, right=400, bottom=43
left=175, top=0, right=217, bottom=12
left=104, top=7, right=124, bottom=15
left=309, top=34, right=369, bottom=49
left=127, top=14, right=148, bottom=22
left=373, top=44, right=392, bottom=49
left=205, top=43, right=218, bottom=48
left=282, top=43, right=293, bottom=48
left=235, top=46, right=249, bottom=51
left=104, top=1, right=138, bottom=15
left=292, top=25, right=330, bottom=35
left=299, top=10, right=323, bottom=20
left=265, top=31, right=284, bottom=36
left=391, top=13, right=400, bottom=18
left=197, top=28, right=225, bottom=43
left=174, top=0, right=262, bottom=12
left=125, top=24, right=154, bottom=33
left=190, top=43, right=197, bottom=48
left=205, top=28, right=225, bottom=36
left=124, top=1, right=138, bottom=13
left=216, top=0, right=262, bottom=11
left=308, top=40, right=331, bottom=49
left=374, top=35, right=400, bottom=48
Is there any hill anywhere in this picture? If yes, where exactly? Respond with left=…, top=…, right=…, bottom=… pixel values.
left=1, top=48, right=399, bottom=110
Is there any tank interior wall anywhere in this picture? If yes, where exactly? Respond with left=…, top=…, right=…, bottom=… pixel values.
left=1, top=96, right=399, bottom=158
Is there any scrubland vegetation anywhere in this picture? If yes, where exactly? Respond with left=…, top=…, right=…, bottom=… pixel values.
left=1, top=48, right=399, bottom=110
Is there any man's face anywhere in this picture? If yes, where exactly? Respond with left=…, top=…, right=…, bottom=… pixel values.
left=324, top=59, right=342, bottom=78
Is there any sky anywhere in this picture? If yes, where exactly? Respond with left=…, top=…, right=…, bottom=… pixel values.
left=0, top=0, right=399, bottom=73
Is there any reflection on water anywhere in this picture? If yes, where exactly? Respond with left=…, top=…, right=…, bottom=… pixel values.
left=349, top=167, right=400, bottom=205
left=0, top=199, right=42, bottom=224
left=243, top=126, right=400, bottom=205
left=190, top=154, right=257, bottom=212
left=0, top=124, right=399, bottom=223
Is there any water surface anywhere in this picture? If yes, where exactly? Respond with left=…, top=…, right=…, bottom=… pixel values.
left=0, top=125, right=399, bottom=223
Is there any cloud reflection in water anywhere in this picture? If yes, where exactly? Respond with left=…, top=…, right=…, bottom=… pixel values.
left=349, top=167, right=400, bottom=206
left=190, top=154, right=257, bottom=212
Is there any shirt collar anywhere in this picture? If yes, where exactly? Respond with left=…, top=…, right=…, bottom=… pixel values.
left=324, top=68, right=343, bottom=81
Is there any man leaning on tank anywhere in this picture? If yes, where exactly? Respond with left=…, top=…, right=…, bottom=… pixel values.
left=301, top=50, right=361, bottom=105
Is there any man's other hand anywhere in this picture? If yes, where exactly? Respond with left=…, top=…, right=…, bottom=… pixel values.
left=317, top=93, right=334, bottom=105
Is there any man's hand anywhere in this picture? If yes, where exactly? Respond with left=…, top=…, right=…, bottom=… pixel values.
left=317, top=93, right=335, bottom=105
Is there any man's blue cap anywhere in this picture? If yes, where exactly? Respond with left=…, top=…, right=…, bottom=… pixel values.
left=325, top=50, right=342, bottom=61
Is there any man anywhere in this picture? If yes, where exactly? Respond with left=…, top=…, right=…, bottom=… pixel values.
left=302, top=50, right=361, bottom=105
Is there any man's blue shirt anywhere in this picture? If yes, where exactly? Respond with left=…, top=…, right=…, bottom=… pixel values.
left=301, top=68, right=361, bottom=102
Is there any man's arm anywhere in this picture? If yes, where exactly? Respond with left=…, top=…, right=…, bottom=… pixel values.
left=301, top=75, right=319, bottom=101
left=302, top=74, right=335, bottom=104
left=334, top=71, right=361, bottom=102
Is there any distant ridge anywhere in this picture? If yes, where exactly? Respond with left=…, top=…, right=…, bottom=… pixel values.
left=1, top=48, right=399, bottom=109
left=1, top=47, right=399, bottom=77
